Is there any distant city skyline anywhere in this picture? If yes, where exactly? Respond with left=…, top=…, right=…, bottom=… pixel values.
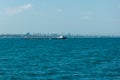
left=0, top=0, right=120, bottom=36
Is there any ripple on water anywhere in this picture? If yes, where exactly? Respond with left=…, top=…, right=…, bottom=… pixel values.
left=0, top=38, right=120, bottom=80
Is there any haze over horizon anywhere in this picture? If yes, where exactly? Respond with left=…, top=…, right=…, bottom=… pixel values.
left=0, top=0, right=120, bottom=36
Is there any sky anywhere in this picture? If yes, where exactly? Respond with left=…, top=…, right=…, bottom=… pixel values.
left=0, top=0, right=120, bottom=36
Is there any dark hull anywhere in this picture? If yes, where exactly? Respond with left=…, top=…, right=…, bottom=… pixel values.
left=51, top=37, right=67, bottom=40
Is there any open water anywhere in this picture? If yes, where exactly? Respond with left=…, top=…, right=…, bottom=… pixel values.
left=0, top=38, right=120, bottom=80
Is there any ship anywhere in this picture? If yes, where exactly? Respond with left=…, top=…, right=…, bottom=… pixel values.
left=56, top=35, right=67, bottom=39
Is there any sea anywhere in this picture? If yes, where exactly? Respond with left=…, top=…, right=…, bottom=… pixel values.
left=0, top=38, right=120, bottom=80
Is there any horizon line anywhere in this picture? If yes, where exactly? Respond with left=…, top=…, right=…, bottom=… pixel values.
left=0, top=32, right=120, bottom=37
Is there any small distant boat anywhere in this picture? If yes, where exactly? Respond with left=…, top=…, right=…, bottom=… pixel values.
left=50, top=35, right=67, bottom=40
left=56, top=35, right=67, bottom=39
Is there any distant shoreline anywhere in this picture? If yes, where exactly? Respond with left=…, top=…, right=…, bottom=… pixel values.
left=0, top=33, right=120, bottom=39
left=1, top=34, right=119, bottom=38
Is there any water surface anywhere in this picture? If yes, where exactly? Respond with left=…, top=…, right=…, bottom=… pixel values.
left=0, top=38, right=120, bottom=80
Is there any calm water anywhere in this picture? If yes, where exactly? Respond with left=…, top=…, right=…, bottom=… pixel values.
left=0, top=38, right=120, bottom=80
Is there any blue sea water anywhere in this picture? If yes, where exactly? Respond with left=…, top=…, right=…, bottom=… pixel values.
left=0, top=38, right=120, bottom=80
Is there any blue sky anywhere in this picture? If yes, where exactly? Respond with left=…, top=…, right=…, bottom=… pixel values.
left=0, top=0, right=120, bottom=36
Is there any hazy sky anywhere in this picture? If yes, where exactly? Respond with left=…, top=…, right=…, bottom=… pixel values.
left=0, top=0, right=120, bottom=35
